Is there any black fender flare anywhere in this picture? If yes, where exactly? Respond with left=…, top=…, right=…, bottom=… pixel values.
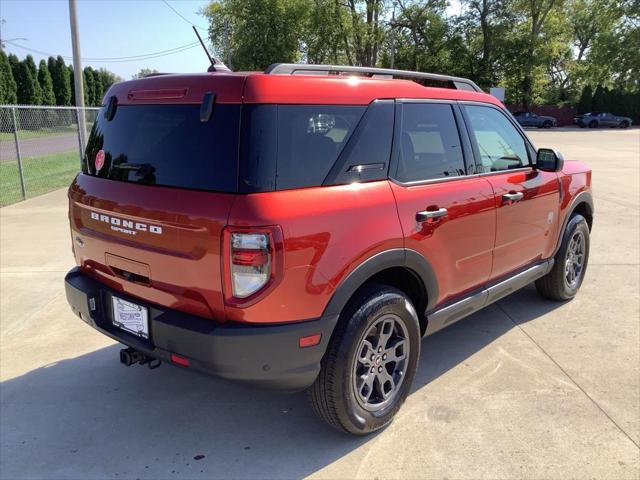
left=322, top=248, right=438, bottom=318
left=553, top=191, right=594, bottom=256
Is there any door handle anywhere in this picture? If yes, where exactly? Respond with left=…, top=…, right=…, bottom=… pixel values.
left=502, top=192, right=524, bottom=204
left=416, top=208, right=448, bottom=222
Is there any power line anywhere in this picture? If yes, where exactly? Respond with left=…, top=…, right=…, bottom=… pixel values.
left=4, top=40, right=200, bottom=63
left=162, top=0, right=208, bottom=31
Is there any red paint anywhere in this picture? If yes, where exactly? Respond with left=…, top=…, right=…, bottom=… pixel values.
left=70, top=71, right=591, bottom=326
left=390, top=177, right=496, bottom=306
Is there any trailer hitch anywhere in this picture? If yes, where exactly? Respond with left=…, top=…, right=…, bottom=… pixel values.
left=119, top=347, right=161, bottom=370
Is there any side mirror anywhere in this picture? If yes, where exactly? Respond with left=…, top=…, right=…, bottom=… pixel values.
left=536, top=148, right=564, bottom=172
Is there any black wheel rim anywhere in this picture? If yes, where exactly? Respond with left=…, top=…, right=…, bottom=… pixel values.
left=565, top=230, right=585, bottom=289
left=351, top=314, right=410, bottom=412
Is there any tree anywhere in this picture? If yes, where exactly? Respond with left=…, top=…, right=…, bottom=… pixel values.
left=37, top=59, right=56, bottom=105
left=83, top=66, right=96, bottom=106
left=49, top=56, right=71, bottom=106
left=12, top=61, right=38, bottom=105
left=591, top=84, right=606, bottom=111
left=91, top=68, right=103, bottom=105
left=0, top=50, right=18, bottom=104
left=131, top=68, right=159, bottom=79
left=518, top=0, right=564, bottom=107
left=23, top=55, right=43, bottom=105
left=577, top=84, right=592, bottom=112
left=202, top=0, right=308, bottom=71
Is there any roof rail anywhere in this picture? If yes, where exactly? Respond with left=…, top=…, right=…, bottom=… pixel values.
left=264, top=63, right=483, bottom=93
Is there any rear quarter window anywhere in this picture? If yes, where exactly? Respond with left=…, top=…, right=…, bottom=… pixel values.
left=240, top=105, right=365, bottom=192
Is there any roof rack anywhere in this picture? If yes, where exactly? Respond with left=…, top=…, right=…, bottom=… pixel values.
left=264, top=63, right=483, bottom=93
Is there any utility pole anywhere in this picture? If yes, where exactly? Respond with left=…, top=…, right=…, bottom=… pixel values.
left=68, top=0, right=87, bottom=150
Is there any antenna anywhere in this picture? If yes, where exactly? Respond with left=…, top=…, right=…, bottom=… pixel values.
left=192, top=26, right=231, bottom=72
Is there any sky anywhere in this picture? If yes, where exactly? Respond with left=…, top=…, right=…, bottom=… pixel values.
left=1, top=0, right=464, bottom=80
left=1, top=0, right=212, bottom=79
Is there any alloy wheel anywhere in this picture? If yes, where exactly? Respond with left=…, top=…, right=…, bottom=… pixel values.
left=351, top=314, right=410, bottom=412
left=565, top=230, right=585, bottom=289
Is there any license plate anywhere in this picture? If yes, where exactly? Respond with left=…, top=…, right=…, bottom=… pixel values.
left=112, top=296, right=149, bottom=339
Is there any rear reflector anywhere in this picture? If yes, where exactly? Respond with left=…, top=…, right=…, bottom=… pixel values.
left=299, top=333, right=322, bottom=348
left=170, top=354, right=190, bottom=366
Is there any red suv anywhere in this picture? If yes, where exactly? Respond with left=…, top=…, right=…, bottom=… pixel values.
left=64, top=64, right=593, bottom=435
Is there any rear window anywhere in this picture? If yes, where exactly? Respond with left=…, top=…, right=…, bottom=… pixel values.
left=83, top=104, right=240, bottom=192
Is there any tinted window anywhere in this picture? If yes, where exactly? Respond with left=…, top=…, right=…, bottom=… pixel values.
left=324, top=100, right=394, bottom=185
left=276, top=105, right=364, bottom=190
left=395, top=103, right=465, bottom=182
left=83, top=104, right=240, bottom=192
left=464, top=105, right=529, bottom=172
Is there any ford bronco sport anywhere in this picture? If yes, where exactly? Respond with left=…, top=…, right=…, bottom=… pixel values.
left=64, top=64, right=593, bottom=435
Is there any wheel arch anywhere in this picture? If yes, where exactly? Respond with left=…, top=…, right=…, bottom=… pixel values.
left=322, top=249, right=438, bottom=336
left=553, top=191, right=594, bottom=256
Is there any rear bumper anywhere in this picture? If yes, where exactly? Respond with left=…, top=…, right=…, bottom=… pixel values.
left=64, top=267, right=338, bottom=391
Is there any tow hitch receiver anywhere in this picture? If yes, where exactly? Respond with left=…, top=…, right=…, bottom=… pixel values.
left=119, top=347, right=161, bottom=369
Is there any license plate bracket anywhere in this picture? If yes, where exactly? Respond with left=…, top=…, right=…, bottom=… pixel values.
left=111, top=296, right=149, bottom=339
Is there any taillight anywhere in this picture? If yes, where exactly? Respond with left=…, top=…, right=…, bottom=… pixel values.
left=230, top=233, right=271, bottom=298
left=222, top=226, right=283, bottom=306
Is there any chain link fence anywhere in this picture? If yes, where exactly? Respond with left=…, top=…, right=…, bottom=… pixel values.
left=0, top=105, right=100, bottom=207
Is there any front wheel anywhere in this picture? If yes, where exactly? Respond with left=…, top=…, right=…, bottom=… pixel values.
left=308, top=284, right=421, bottom=435
left=588, top=120, right=598, bottom=128
left=536, top=214, right=590, bottom=301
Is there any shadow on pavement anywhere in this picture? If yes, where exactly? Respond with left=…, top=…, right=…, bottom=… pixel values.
left=0, top=285, right=563, bottom=479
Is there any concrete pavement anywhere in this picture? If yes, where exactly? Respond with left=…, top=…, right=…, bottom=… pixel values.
left=0, top=129, right=638, bottom=479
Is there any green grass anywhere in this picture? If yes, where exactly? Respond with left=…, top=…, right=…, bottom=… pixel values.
left=0, top=125, right=79, bottom=142
left=1, top=151, right=81, bottom=207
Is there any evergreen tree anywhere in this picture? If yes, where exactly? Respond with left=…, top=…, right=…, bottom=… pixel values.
left=37, top=59, right=56, bottom=105
left=0, top=50, right=18, bottom=104
left=91, top=68, right=103, bottom=105
left=83, top=66, right=95, bottom=106
left=577, top=85, right=593, bottom=113
left=592, top=85, right=606, bottom=112
left=68, top=65, right=76, bottom=105
left=50, top=56, right=71, bottom=106
left=23, top=55, right=43, bottom=105
left=13, top=61, right=38, bottom=105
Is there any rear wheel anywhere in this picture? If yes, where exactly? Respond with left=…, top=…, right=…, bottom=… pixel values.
left=536, top=214, right=590, bottom=301
left=308, top=284, right=420, bottom=435
left=542, top=121, right=553, bottom=128
left=620, top=120, right=630, bottom=129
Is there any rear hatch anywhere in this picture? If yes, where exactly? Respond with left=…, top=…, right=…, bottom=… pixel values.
left=69, top=74, right=245, bottom=320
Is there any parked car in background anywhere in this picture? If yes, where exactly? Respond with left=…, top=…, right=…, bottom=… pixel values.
left=512, top=111, right=557, bottom=128
left=575, top=112, right=632, bottom=128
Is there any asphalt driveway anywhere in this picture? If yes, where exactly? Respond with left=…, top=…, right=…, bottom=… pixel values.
left=0, top=134, right=79, bottom=161
left=0, top=128, right=638, bottom=479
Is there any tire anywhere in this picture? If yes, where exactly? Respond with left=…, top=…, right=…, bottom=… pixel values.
left=588, top=120, right=598, bottom=128
left=620, top=121, right=630, bottom=129
left=536, top=214, right=590, bottom=301
left=308, top=284, right=421, bottom=435
left=542, top=121, right=552, bottom=129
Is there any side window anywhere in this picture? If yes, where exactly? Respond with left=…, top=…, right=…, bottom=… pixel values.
left=464, top=105, right=530, bottom=173
left=276, top=105, right=365, bottom=190
left=395, top=103, right=466, bottom=182
left=323, top=100, right=394, bottom=185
